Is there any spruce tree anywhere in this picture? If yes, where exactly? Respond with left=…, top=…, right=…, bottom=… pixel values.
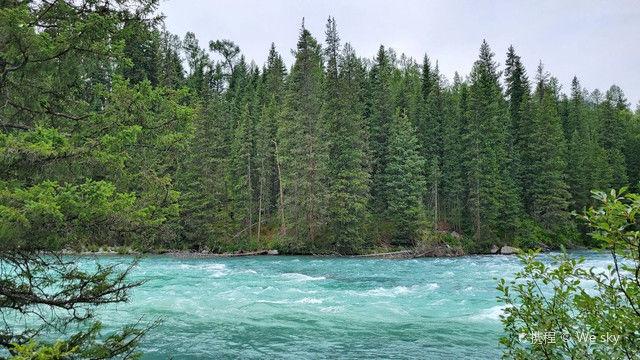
left=277, top=22, right=326, bottom=246
left=255, top=44, right=287, bottom=222
left=157, top=28, right=186, bottom=88
left=323, top=19, right=371, bottom=253
left=527, top=64, right=571, bottom=229
left=504, top=45, right=530, bottom=200
left=464, top=40, right=521, bottom=243
left=599, top=86, right=629, bottom=189
left=567, top=130, right=612, bottom=210
left=422, top=62, right=445, bottom=228
left=368, top=46, right=394, bottom=214
left=439, top=75, right=465, bottom=230
left=385, top=112, right=425, bottom=245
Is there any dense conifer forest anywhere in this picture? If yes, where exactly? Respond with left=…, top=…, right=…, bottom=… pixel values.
left=2, top=0, right=639, bottom=255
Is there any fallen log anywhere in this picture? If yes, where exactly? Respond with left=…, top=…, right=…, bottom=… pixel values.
left=356, top=250, right=415, bottom=259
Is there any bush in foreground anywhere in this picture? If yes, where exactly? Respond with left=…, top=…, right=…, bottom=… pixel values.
left=498, top=189, right=640, bottom=359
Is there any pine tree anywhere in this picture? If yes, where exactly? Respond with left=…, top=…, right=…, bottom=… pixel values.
left=439, top=75, right=465, bottom=230
left=527, top=64, right=571, bottom=229
left=277, top=22, right=327, bottom=246
left=157, top=28, right=185, bottom=88
left=385, top=112, right=425, bottom=245
left=599, top=86, right=629, bottom=189
left=322, top=19, right=371, bottom=253
left=422, top=62, right=445, bottom=228
left=121, top=20, right=160, bottom=85
left=504, top=45, right=530, bottom=200
left=368, top=46, right=394, bottom=214
left=464, top=40, right=522, bottom=243
left=567, top=130, right=612, bottom=210
left=255, top=44, right=287, bottom=223
left=230, top=103, right=252, bottom=236
left=625, top=113, right=640, bottom=191
left=564, top=76, right=584, bottom=139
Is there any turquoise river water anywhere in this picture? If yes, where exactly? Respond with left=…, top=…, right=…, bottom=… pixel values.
left=72, top=251, right=610, bottom=358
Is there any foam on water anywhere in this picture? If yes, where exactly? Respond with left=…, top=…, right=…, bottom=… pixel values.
left=280, top=272, right=327, bottom=281
left=73, top=250, right=610, bottom=359
left=469, top=305, right=509, bottom=321
left=355, top=285, right=419, bottom=297
left=426, top=282, right=440, bottom=290
left=295, top=297, right=323, bottom=304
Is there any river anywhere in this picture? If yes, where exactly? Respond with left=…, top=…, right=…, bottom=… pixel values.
left=83, top=251, right=611, bottom=359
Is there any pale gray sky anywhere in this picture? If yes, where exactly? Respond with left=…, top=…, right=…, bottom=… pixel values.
left=160, top=0, right=640, bottom=107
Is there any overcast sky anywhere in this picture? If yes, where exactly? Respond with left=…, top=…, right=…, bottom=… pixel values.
left=160, top=0, right=640, bottom=107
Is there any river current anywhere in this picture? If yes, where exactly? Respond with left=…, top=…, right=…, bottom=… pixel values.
left=80, top=251, right=610, bottom=359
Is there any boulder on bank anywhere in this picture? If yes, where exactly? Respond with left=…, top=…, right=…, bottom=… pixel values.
left=536, top=242, right=551, bottom=252
left=490, top=245, right=500, bottom=254
left=419, top=244, right=464, bottom=257
left=500, top=246, right=520, bottom=255
left=267, top=249, right=279, bottom=255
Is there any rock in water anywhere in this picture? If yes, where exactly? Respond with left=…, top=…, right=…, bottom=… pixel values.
left=490, top=245, right=499, bottom=254
left=267, top=249, right=279, bottom=255
left=500, top=246, right=519, bottom=255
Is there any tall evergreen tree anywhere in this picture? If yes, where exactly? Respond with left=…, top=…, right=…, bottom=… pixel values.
left=422, top=62, right=445, bottom=228
left=563, top=77, right=608, bottom=210
left=504, top=45, right=530, bottom=199
left=464, top=40, right=521, bottom=243
left=277, top=22, right=326, bottom=246
left=156, top=28, right=185, bottom=88
left=368, top=46, right=394, bottom=214
left=527, top=64, right=571, bottom=229
left=323, top=18, right=371, bottom=253
left=599, top=86, right=629, bottom=189
left=385, top=112, right=425, bottom=244
left=439, top=74, right=465, bottom=230
left=253, top=45, right=286, bottom=232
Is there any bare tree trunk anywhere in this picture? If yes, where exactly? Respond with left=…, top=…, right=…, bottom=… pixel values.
left=308, top=138, right=315, bottom=244
left=247, top=153, right=252, bottom=242
left=257, top=158, right=264, bottom=246
left=273, top=140, right=286, bottom=235
left=434, top=167, right=439, bottom=231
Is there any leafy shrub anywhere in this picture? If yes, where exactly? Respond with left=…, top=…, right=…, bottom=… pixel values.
left=10, top=341, right=77, bottom=359
left=115, top=246, right=129, bottom=255
left=86, top=244, right=99, bottom=253
left=513, top=219, right=551, bottom=249
left=497, top=189, right=640, bottom=359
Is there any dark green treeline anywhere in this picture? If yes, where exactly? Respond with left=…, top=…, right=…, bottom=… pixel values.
left=2, top=3, right=639, bottom=254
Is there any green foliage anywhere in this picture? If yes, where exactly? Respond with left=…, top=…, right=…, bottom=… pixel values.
left=512, top=219, right=551, bottom=249
left=385, top=112, right=426, bottom=245
left=4, top=1, right=640, bottom=357
left=464, top=41, right=522, bottom=243
left=3, top=1, right=639, bottom=257
left=526, top=65, right=571, bottom=229
left=324, top=19, right=371, bottom=254
left=277, top=23, right=326, bottom=245
left=0, top=1, right=165, bottom=357
left=498, top=189, right=640, bottom=358
left=0, top=179, right=155, bottom=250
left=368, top=46, right=394, bottom=213
left=10, top=341, right=77, bottom=360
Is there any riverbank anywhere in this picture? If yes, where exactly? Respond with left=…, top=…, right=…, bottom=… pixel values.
left=60, top=243, right=534, bottom=258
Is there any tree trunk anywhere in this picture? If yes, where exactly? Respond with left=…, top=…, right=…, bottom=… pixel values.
left=247, top=152, right=252, bottom=242
left=257, top=158, right=264, bottom=246
left=434, top=167, right=439, bottom=231
left=273, top=140, right=286, bottom=235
